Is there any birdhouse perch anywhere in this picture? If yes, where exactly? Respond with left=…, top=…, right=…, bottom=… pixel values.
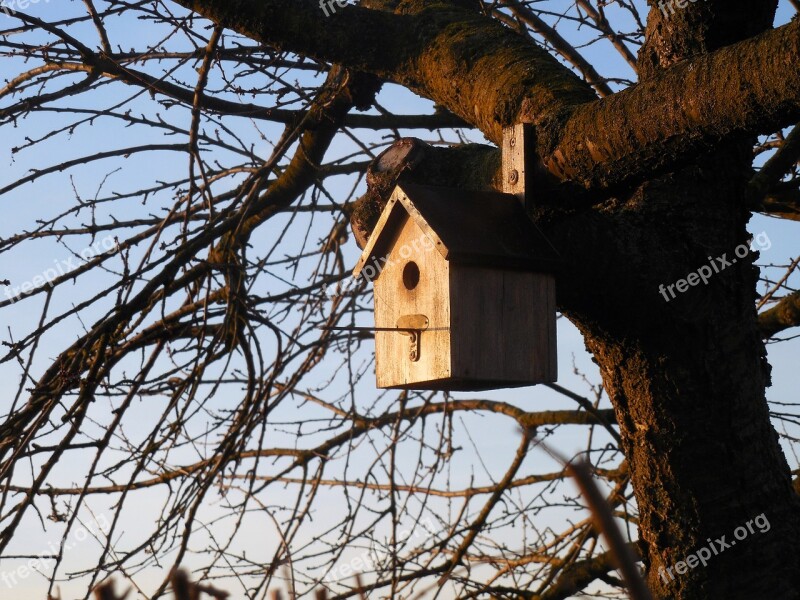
left=352, top=126, right=559, bottom=391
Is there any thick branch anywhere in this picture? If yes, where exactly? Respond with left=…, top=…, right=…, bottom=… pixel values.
left=540, top=545, right=642, bottom=600
left=755, top=180, right=800, bottom=221
left=170, top=0, right=800, bottom=194
left=168, top=0, right=596, bottom=143
left=760, top=290, right=800, bottom=338
left=543, top=18, right=800, bottom=190
left=749, top=124, right=800, bottom=203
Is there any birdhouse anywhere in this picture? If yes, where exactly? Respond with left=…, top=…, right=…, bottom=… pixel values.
left=352, top=181, right=559, bottom=391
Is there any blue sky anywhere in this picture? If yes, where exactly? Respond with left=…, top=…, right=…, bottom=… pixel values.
left=0, top=1, right=798, bottom=598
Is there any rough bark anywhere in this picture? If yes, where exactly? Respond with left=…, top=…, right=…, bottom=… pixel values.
left=760, top=290, right=800, bottom=338
left=549, top=179, right=800, bottom=599
left=171, top=0, right=800, bottom=194
left=754, top=182, right=800, bottom=221
left=560, top=3, right=800, bottom=598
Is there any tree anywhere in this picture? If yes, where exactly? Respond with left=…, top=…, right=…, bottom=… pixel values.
left=0, top=1, right=799, bottom=599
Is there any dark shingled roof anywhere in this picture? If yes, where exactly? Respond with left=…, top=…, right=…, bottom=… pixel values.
left=353, top=182, right=560, bottom=279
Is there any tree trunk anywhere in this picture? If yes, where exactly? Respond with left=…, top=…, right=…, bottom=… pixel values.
left=571, top=5, right=800, bottom=595
left=552, top=150, right=800, bottom=597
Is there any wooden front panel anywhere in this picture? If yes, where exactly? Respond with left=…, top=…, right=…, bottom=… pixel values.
left=449, top=266, right=557, bottom=385
left=373, top=216, right=452, bottom=388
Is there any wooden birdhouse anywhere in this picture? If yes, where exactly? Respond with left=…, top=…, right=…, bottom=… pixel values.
left=352, top=171, right=559, bottom=390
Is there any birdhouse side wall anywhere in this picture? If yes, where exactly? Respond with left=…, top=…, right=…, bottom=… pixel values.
left=373, top=216, right=452, bottom=388
left=449, top=266, right=557, bottom=385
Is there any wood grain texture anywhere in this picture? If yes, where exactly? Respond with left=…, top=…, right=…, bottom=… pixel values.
left=449, top=266, right=556, bottom=389
left=502, top=123, right=536, bottom=209
left=374, top=214, right=452, bottom=388
left=365, top=185, right=558, bottom=390
left=374, top=233, right=557, bottom=390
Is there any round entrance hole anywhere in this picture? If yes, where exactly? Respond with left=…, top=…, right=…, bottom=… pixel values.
left=402, top=261, right=420, bottom=290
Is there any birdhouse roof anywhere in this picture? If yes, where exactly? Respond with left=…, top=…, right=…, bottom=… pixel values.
left=352, top=183, right=560, bottom=279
